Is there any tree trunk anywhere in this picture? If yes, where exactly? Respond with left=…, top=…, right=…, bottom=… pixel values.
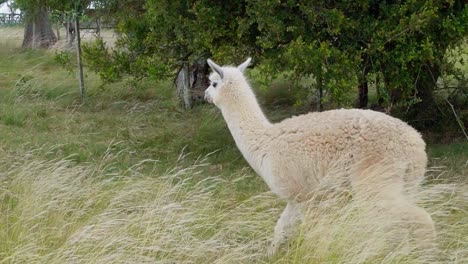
left=75, top=17, right=85, bottom=100
left=176, top=60, right=210, bottom=108
left=316, top=69, right=323, bottom=112
left=357, top=78, right=369, bottom=108
left=357, top=54, right=369, bottom=108
left=56, top=23, right=60, bottom=40
left=375, top=74, right=383, bottom=107
left=406, top=63, right=441, bottom=128
left=64, top=20, right=76, bottom=47
left=22, top=5, right=57, bottom=49
left=65, top=20, right=69, bottom=42
left=96, top=18, right=101, bottom=37
left=190, top=60, right=211, bottom=103
left=369, top=73, right=385, bottom=112
left=179, top=62, right=191, bottom=109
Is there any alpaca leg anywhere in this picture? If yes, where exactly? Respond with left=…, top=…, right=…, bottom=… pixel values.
left=267, top=202, right=303, bottom=257
left=377, top=193, right=436, bottom=247
left=368, top=191, right=438, bottom=262
left=350, top=161, right=435, bottom=250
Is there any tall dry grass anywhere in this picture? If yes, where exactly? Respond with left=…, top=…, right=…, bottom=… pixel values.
left=0, top=148, right=278, bottom=263
left=1, top=147, right=466, bottom=263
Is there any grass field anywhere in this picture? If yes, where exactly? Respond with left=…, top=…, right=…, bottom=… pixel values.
left=0, top=26, right=467, bottom=263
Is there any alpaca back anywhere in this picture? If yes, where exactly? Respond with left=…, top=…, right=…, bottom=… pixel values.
left=275, top=109, right=425, bottom=158
left=262, top=108, right=427, bottom=200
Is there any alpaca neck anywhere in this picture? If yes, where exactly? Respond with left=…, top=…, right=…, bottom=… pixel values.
left=221, top=90, right=271, bottom=171
left=222, top=102, right=270, bottom=136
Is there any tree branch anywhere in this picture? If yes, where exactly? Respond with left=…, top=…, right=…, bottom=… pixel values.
left=446, top=98, right=468, bottom=140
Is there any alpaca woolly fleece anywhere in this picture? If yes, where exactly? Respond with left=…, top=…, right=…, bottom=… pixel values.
left=205, top=58, right=435, bottom=256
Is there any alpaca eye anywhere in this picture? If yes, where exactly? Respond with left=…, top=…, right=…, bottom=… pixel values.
left=212, top=82, right=218, bottom=88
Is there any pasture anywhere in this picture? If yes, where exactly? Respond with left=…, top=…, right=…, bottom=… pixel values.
left=0, top=26, right=467, bottom=263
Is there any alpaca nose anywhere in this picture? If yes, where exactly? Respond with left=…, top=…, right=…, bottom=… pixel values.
left=204, top=91, right=211, bottom=103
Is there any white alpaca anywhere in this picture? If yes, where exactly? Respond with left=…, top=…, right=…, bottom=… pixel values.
left=205, top=58, right=435, bottom=256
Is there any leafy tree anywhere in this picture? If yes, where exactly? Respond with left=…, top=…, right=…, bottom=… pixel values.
left=12, top=0, right=88, bottom=49
left=14, top=0, right=57, bottom=48
left=247, top=1, right=466, bottom=121
left=82, top=1, right=250, bottom=107
left=15, top=0, right=92, bottom=98
left=52, top=0, right=91, bottom=100
left=83, top=0, right=466, bottom=130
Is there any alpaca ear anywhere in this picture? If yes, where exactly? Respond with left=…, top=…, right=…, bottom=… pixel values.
left=237, top=57, right=252, bottom=73
left=207, top=59, right=224, bottom=79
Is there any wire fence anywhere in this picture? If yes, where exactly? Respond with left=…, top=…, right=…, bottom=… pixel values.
left=0, top=13, right=22, bottom=25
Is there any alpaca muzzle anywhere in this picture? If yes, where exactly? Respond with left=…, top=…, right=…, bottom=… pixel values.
left=204, top=91, right=212, bottom=103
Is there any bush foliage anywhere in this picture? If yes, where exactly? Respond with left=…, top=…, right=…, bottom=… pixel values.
left=80, top=1, right=467, bottom=132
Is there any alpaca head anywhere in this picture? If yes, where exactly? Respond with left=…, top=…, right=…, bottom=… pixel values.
left=204, top=58, right=252, bottom=107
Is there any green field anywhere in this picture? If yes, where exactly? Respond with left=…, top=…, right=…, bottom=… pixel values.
left=0, top=27, right=467, bottom=263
